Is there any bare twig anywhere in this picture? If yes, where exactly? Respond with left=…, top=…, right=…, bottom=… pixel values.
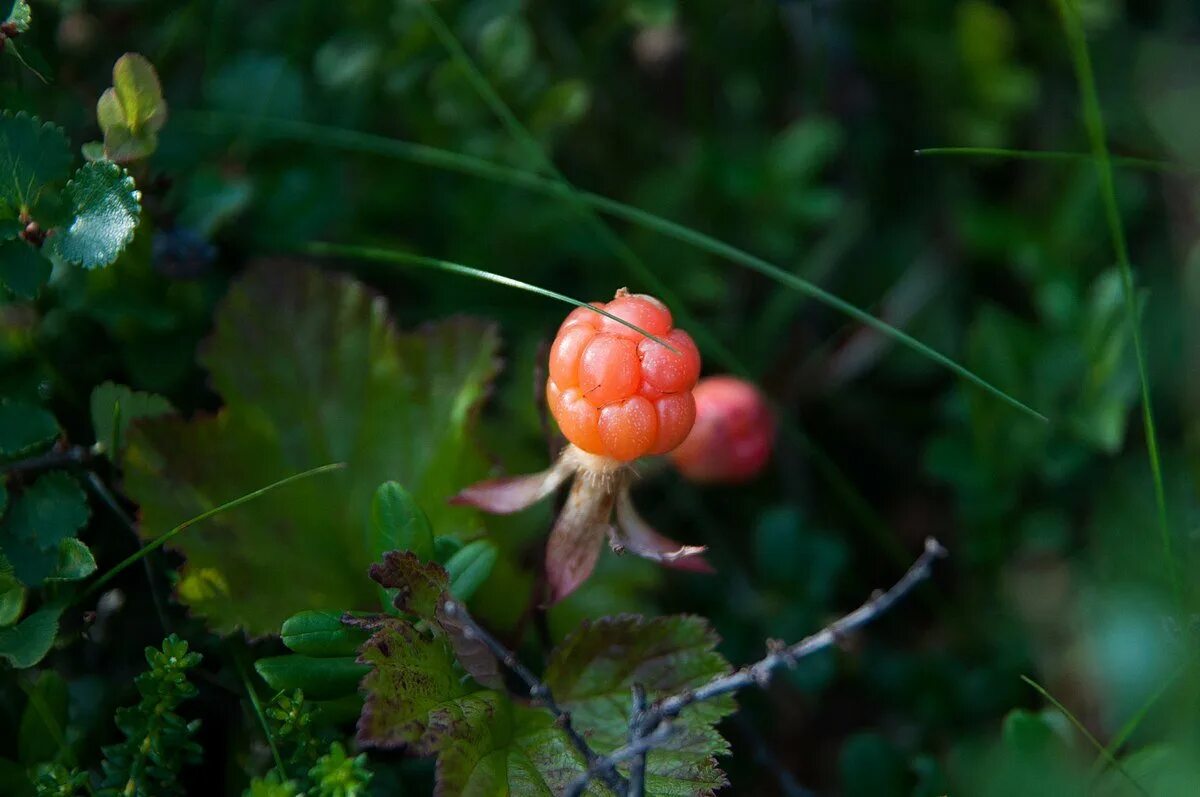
left=628, top=684, right=648, bottom=797
left=440, top=600, right=628, bottom=794
left=0, top=443, right=93, bottom=475
left=566, top=538, right=946, bottom=796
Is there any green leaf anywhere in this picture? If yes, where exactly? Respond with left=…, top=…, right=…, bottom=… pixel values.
left=18, top=670, right=67, bottom=764
left=281, top=611, right=370, bottom=658
left=541, top=615, right=734, bottom=794
left=0, top=401, right=58, bottom=458
left=0, top=564, right=24, bottom=626
left=0, top=472, right=89, bottom=587
left=368, top=551, right=449, bottom=618
left=370, top=482, right=434, bottom=563
left=89, top=381, right=172, bottom=460
left=96, top=53, right=168, bottom=163
left=356, top=612, right=734, bottom=795
left=124, top=264, right=501, bottom=635
left=444, top=540, right=497, bottom=601
left=0, top=604, right=61, bottom=668
left=2, top=472, right=89, bottom=549
left=0, top=112, right=70, bottom=210
left=47, top=538, right=96, bottom=582
left=49, top=161, right=142, bottom=269
left=0, top=239, right=50, bottom=299
left=254, top=655, right=369, bottom=701
left=4, top=0, right=31, bottom=33
left=357, top=620, right=495, bottom=752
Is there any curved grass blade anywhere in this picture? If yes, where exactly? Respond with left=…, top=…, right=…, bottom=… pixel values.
left=79, top=462, right=345, bottom=602
left=306, top=243, right=679, bottom=353
left=915, top=147, right=1184, bottom=173
left=1052, top=0, right=1177, bottom=604
left=418, top=1, right=1043, bottom=423
left=181, top=112, right=1044, bottom=424
left=233, top=646, right=287, bottom=781
left=1021, top=675, right=1149, bottom=797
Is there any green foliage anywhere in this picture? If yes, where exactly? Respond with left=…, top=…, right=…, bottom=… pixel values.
left=0, top=401, right=59, bottom=458
left=49, top=161, right=142, bottom=270
left=97, top=635, right=203, bottom=797
left=357, top=552, right=733, bottom=794
left=32, top=764, right=88, bottom=797
left=0, top=605, right=61, bottom=668
left=280, top=612, right=370, bottom=658
left=254, top=655, right=369, bottom=702
left=19, top=670, right=68, bottom=765
left=124, top=264, right=500, bottom=635
left=88, top=381, right=172, bottom=461
left=3, top=0, right=31, bottom=34
left=264, top=689, right=323, bottom=778
left=443, top=539, right=498, bottom=601
left=93, top=53, right=168, bottom=164
left=0, top=112, right=70, bottom=211
left=0, top=472, right=91, bottom=587
left=307, top=743, right=372, bottom=797
left=369, top=481, right=434, bottom=564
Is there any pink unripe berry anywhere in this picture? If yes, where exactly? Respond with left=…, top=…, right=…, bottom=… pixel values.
left=670, top=376, right=774, bottom=483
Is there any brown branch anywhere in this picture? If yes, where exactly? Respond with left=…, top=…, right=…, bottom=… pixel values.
left=439, top=600, right=628, bottom=794
left=565, top=538, right=947, bottom=797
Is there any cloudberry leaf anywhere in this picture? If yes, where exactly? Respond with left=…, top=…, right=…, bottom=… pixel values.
left=124, top=264, right=501, bottom=635
left=356, top=620, right=496, bottom=753
left=356, top=613, right=733, bottom=795
left=89, top=381, right=172, bottom=460
left=0, top=112, right=71, bottom=210
left=541, top=615, right=734, bottom=795
left=0, top=400, right=58, bottom=457
left=0, top=239, right=51, bottom=298
left=49, top=161, right=141, bottom=269
left=368, top=551, right=448, bottom=618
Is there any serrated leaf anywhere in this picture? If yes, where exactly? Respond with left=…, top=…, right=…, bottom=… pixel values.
left=0, top=604, right=61, bottom=668
left=368, top=551, right=449, bottom=618
left=18, top=670, right=67, bottom=764
left=254, top=655, right=369, bottom=700
left=47, top=538, right=96, bottom=582
left=0, top=239, right=51, bottom=298
left=357, top=620, right=495, bottom=753
left=124, top=264, right=501, bottom=635
left=540, top=615, right=734, bottom=795
left=2, top=472, right=89, bottom=549
left=89, top=381, right=172, bottom=460
left=371, top=482, right=434, bottom=563
left=444, top=540, right=497, bottom=601
left=281, top=611, right=370, bottom=657
left=0, top=401, right=58, bottom=458
left=4, top=0, right=31, bottom=33
left=49, top=161, right=141, bottom=269
left=0, top=562, right=24, bottom=626
left=0, top=112, right=71, bottom=210
left=357, top=612, right=733, bottom=795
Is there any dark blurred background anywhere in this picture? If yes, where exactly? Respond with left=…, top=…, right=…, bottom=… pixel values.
left=5, top=0, right=1200, bottom=794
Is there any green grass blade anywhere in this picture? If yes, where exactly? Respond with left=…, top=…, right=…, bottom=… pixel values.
left=80, top=462, right=345, bottom=602
left=233, top=647, right=287, bottom=781
left=915, top=147, right=1182, bottom=173
left=1088, top=663, right=1181, bottom=777
left=181, top=111, right=1045, bottom=423
left=1052, top=0, right=1178, bottom=605
left=1021, top=675, right=1148, bottom=796
left=308, top=243, right=679, bottom=351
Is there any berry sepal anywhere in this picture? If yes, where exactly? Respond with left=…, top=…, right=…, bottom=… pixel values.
left=453, top=443, right=710, bottom=602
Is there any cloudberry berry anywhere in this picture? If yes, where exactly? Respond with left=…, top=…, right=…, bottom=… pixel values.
left=671, top=376, right=775, bottom=483
left=547, top=290, right=700, bottom=461
left=453, top=289, right=711, bottom=602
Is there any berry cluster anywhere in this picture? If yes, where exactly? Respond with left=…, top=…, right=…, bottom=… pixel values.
left=547, top=290, right=701, bottom=461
